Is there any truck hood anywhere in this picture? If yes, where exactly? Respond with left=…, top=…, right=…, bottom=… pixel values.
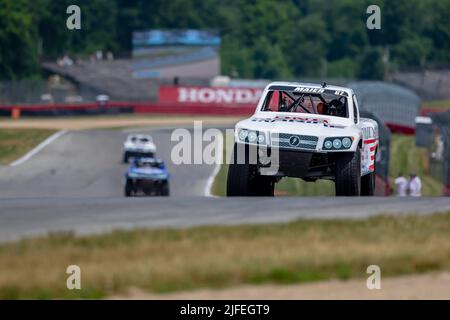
left=236, top=114, right=359, bottom=137
left=124, top=142, right=156, bottom=151
left=128, top=167, right=166, bottom=177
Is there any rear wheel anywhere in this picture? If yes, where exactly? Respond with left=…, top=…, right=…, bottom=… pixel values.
left=335, top=148, right=361, bottom=196
left=361, top=171, right=375, bottom=196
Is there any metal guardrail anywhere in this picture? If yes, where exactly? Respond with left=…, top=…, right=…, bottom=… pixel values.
left=348, top=81, right=421, bottom=129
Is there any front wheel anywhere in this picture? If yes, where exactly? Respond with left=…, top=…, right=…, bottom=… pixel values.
left=123, top=152, right=129, bottom=163
left=255, top=175, right=275, bottom=196
left=226, top=143, right=274, bottom=196
left=227, top=162, right=257, bottom=196
left=161, top=181, right=170, bottom=196
left=335, top=148, right=361, bottom=196
left=124, top=179, right=133, bottom=197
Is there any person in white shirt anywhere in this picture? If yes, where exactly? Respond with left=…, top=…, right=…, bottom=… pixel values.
left=394, top=173, right=408, bottom=197
left=408, top=173, right=422, bottom=197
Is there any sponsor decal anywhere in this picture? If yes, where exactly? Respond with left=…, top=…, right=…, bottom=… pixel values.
left=362, top=126, right=378, bottom=140
left=251, top=116, right=341, bottom=128
left=289, top=135, right=301, bottom=146
left=159, top=86, right=263, bottom=105
left=293, top=87, right=325, bottom=94
left=268, top=85, right=349, bottom=97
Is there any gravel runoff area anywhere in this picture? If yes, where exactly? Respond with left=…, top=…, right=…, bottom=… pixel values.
left=110, top=272, right=450, bottom=300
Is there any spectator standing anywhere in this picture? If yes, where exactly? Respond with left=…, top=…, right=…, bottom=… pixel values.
left=408, top=173, right=422, bottom=197
left=394, top=173, right=408, bottom=197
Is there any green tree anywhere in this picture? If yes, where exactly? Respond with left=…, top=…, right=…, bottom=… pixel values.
left=424, top=0, right=450, bottom=64
left=0, top=0, right=449, bottom=80
left=0, top=0, right=39, bottom=79
left=286, top=15, right=329, bottom=76
left=392, top=36, right=432, bottom=67
left=358, top=47, right=384, bottom=80
left=252, top=37, right=292, bottom=79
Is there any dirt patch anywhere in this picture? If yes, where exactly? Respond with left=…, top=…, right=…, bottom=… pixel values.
left=0, top=115, right=244, bottom=130
left=110, top=272, right=450, bottom=300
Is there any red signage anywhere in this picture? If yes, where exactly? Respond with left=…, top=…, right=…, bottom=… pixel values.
left=159, top=86, right=263, bottom=107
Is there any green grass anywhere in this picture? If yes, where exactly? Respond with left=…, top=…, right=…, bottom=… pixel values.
left=422, top=99, right=450, bottom=110
left=0, top=129, right=56, bottom=165
left=1, top=212, right=450, bottom=299
left=212, top=134, right=443, bottom=196
left=275, top=178, right=335, bottom=196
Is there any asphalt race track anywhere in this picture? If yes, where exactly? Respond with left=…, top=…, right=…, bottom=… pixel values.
left=0, top=128, right=215, bottom=198
left=1, top=127, right=450, bottom=242
left=1, top=196, right=450, bottom=242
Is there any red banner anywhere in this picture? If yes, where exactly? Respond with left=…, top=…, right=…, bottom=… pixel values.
left=159, top=86, right=264, bottom=108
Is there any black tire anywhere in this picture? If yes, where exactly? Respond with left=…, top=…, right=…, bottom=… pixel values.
left=226, top=143, right=274, bottom=196
left=255, top=175, right=275, bottom=196
left=361, top=171, right=375, bottom=196
left=124, top=179, right=133, bottom=197
left=161, top=181, right=170, bottom=196
left=335, top=148, right=361, bottom=196
left=227, top=162, right=257, bottom=196
left=123, top=152, right=129, bottom=163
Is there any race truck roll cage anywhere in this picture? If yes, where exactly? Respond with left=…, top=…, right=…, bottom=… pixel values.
left=262, top=88, right=348, bottom=118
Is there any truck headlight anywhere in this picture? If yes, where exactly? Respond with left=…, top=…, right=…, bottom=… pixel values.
left=248, top=131, right=257, bottom=143
left=238, top=129, right=248, bottom=141
left=257, top=134, right=265, bottom=144
left=323, top=137, right=353, bottom=150
left=342, top=137, right=352, bottom=148
left=237, top=129, right=266, bottom=145
left=333, top=139, right=342, bottom=149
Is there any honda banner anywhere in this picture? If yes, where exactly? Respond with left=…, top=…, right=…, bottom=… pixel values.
left=159, top=86, right=263, bottom=107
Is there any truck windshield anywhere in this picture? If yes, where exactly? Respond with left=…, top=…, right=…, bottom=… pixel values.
left=261, top=90, right=349, bottom=118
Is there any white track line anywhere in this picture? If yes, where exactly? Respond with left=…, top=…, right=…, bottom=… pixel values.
left=10, top=129, right=68, bottom=167
left=204, top=137, right=224, bottom=197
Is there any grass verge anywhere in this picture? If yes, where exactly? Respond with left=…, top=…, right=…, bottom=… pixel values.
left=422, top=99, right=450, bottom=110
left=0, top=128, right=56, bottom=165
left=0, top=114, right=244, bottom=130
left=1, top=212, right=450, bottom=299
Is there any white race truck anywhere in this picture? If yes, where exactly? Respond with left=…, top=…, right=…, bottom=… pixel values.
left=227, top=82, right=379, bottom=196
left=123, top=134, right=156, bottom=163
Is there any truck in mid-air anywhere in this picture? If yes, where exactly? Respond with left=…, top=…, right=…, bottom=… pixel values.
left=227, top=82, right=379, bottom=197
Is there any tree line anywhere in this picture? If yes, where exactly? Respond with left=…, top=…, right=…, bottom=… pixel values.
left=0, top=0, right=449, bottom=80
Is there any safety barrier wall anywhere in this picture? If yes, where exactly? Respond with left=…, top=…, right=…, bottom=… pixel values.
left=0, top=102, right=255, bottom=117
left=375, top=175, right=391, bottom=196
left=0, top=86, right=262, bottom=117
